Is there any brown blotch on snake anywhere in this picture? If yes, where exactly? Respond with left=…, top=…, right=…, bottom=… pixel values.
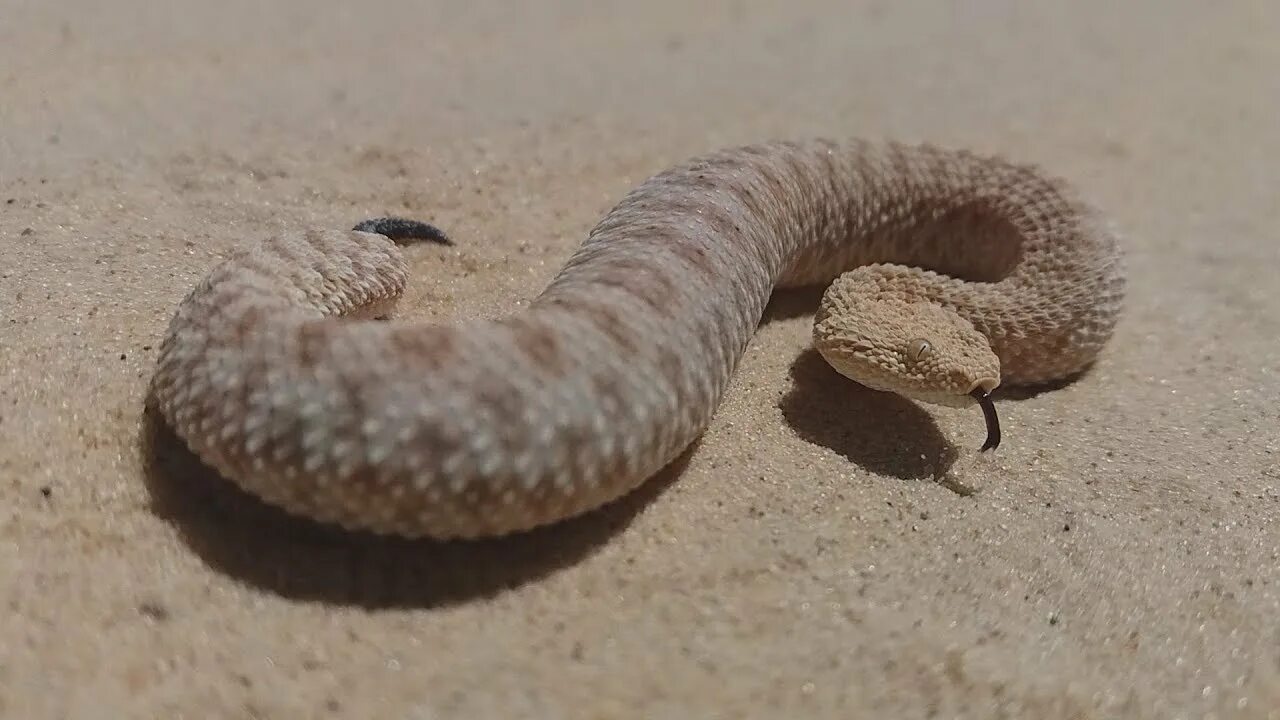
left=150, top=139, right=1124, bottom=539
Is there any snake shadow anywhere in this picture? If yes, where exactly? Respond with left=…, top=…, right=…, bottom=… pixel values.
left=766, top=287, right=958, bottom=479
left=779, top=348, right=959, bottom=481
left=139, top=403, right=687, bottom=610
left=762, top=285, right=826, bottom=323
left=991, top=371, right=1088, bottom=401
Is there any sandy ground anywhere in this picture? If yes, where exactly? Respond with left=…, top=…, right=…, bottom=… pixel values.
left=3, top=1, right=1279, bottom=717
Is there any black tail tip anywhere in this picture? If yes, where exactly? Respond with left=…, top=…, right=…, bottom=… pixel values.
left=353, top=217, right=451, bottom=245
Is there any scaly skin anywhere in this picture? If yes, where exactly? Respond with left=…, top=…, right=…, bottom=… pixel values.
left=150, top=139, right=1125, bottom=539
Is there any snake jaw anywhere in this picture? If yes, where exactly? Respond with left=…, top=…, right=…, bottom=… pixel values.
left=971, top=388, right=1001, bottom=451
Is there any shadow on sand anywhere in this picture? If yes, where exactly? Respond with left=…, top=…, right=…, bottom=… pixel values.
left=778, top=349, right=960, bottom=481
left=140, top=404, right=688, bottom=609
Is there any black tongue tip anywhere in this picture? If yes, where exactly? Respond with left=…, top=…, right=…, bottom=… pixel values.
left=971, top=388, right=1001, bottom=452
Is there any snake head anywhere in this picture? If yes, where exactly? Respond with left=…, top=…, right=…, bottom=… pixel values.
left=812, top=296, right=1001, bottom=410
left=813, top=293, right=1004, bottom=449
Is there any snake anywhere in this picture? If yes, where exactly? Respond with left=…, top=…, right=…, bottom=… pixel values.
left=150, top=139, right=1125, bottom=539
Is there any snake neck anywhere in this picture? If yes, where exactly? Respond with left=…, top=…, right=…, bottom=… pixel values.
left=763, top=141, right=1125, bottom=384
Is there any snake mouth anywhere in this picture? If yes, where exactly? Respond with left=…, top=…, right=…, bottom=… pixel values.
left=970, top=388, right=1001, bottom=451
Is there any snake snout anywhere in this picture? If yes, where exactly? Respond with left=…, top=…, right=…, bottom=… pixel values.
left=967, top=378, right=1000, bottom=395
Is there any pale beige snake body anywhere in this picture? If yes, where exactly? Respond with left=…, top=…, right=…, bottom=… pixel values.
left=151, top=139, right=1125, bottom=539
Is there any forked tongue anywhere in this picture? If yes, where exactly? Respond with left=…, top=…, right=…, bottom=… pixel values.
left=970, top=388, right=1001, bottom=451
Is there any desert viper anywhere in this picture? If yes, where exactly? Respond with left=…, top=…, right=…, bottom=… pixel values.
left=151, top=139, right=1125, bottom=539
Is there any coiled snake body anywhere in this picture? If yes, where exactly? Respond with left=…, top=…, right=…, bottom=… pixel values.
left=152, top=139, right=1125, bottom=539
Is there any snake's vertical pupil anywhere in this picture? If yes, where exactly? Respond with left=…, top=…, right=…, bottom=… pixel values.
left=908, top=338, right=932, bottom=361
left=972, top=389, right=1001, bottom=451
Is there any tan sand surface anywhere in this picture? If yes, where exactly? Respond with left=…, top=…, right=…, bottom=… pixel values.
left=3, top=1, right=1278, bottom=717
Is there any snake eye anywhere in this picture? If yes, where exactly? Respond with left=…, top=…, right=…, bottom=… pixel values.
left=907, top=338, right=932, bottom=362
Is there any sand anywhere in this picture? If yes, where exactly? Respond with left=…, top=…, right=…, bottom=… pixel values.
left=3, top=1, right=1278, bottom=717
